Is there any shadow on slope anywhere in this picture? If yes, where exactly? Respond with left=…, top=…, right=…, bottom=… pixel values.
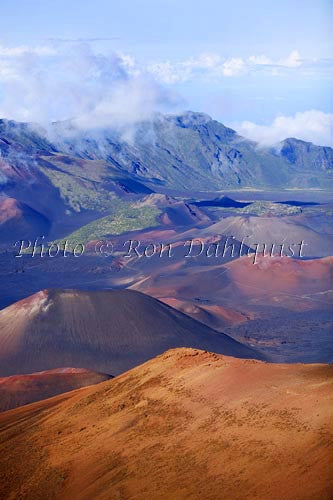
left=0, top=289, right=264, bottom=377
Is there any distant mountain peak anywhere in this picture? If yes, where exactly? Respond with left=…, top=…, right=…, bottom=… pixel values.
left=281, top=137, right=310, bottom=146
left=0, top=113, right=332, bottom=193
left=161, top=111, right=214, bottom=129
left=278, top=136, right=333, bottom=169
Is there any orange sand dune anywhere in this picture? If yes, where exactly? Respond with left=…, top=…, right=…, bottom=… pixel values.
left=0, top=348, right=332, bottom=500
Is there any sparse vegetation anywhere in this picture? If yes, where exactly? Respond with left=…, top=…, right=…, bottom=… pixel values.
left=208, top=201, right=302, bottom=216
left=207, top=200, right=333, bottom=217
left=57, top=203, right=161, bottom=244
left=40, top=167, right=117, bottom=212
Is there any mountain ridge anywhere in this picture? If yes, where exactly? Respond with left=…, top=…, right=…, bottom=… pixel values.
left=0, top=112, right=332, bottom=199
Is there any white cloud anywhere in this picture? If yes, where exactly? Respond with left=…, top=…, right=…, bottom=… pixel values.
left=147, top=61, right=189, bottom=84
left=73, top=77, right=170, bottom=134
left=248, top=54, right=272, bottom=65
left=222, top=57, right=245, bottom=76
left=147, top=53, right=224, bottom=84
left=146, top=50, right=308, bottom=83
left=0, top=44, right=56, bottom=57
left=0, top=59, right=17, bottom=80
left=148, top=54, right=248, bottom=83
left=237, top=110, right=333, bottom=147
left=248, top=50, right=301, bottom=69
left=0, top=42, right=331, bottom=150
left=0, top=44, right=177, bottom=128
left=277, top=50, right=301, bottom=68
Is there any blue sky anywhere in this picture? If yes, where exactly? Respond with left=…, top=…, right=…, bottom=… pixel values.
left=0, top=0, right=332, bottom=144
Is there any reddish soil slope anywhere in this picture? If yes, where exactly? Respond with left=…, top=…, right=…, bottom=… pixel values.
left=0, top=348, right=332, bottom=500
left=131, top=255, right=333, bottom=316
left=225, top=255, right=333, bottom=309
left=0, top=368, right=112, bottom=412
left=0, top=196, right=50, bottom=241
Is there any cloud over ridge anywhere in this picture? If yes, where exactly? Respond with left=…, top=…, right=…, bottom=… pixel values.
left=0, top=43, right=178, bottom=128
left=236, top=110, right=333, bottom=147
left=0, top=43, right=331, bottom=146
